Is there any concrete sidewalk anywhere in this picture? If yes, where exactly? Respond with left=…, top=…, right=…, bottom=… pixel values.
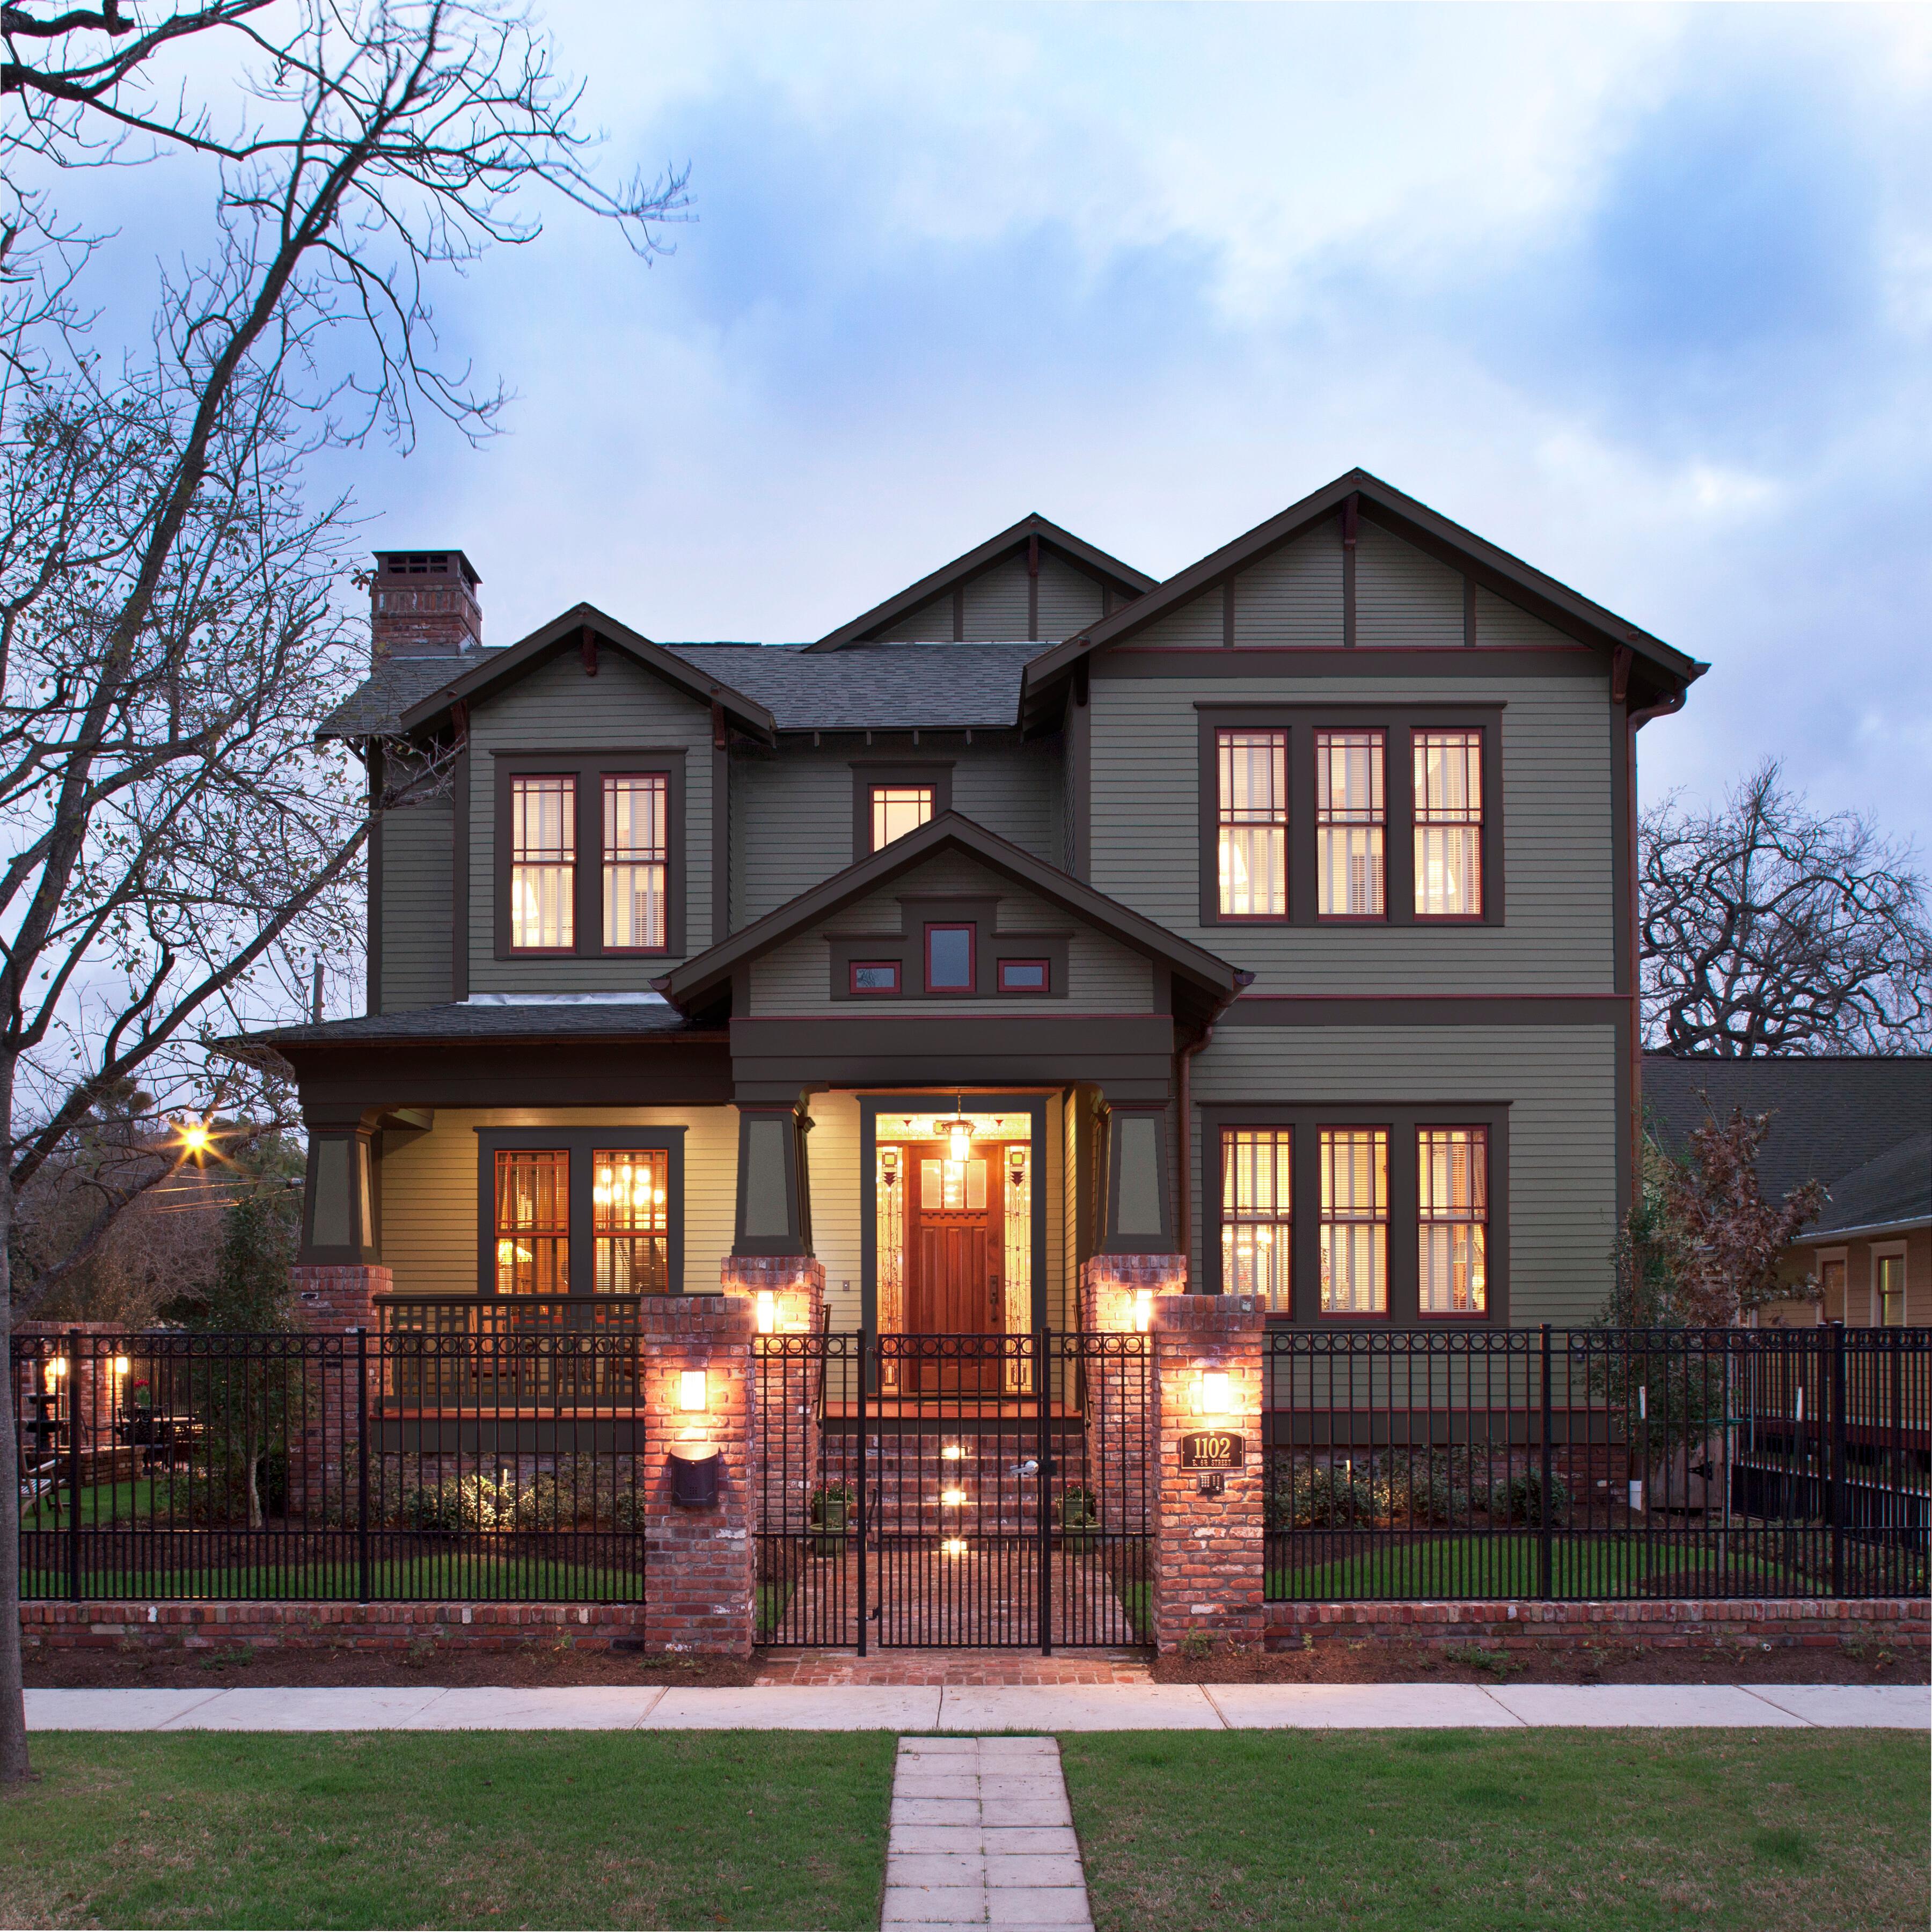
left=24, top=1681, right=1927, bottom=1732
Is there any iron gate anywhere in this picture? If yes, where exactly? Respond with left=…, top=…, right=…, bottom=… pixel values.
left=755, top=1330, right=1151, bottom=1651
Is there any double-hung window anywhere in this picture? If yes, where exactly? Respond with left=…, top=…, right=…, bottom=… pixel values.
left=494, top=1150, right=569, bottom=1294
left=509, top=777, right=576, bottom=952
left=1876, top=1253, right=1907, bottom=1327
left=1217, top=729, right=1288, bottom=917
left=499, top=757, right=681, bottom=958
left=1417, top=1128, right=1487, bottom=1315
left=1315, top=730, right=1385, bottom=918
left=1319, top=1128, right=1388, bottom=1315
left=593, top=1148, right=668, bottom=1293
left=1221, top=1129, right=1292, bottom=1311
left=1414, top=729, right=1484, bottom=918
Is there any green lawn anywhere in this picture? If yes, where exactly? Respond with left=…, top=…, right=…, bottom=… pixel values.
left=1270, top=1531, right=1800, bottom=1600
left=0, top=1732, right=894, bottom=1929
left=1063, top=1730, right=1929, bottom=1932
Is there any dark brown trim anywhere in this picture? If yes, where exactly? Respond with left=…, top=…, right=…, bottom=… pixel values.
left=365, top=745, right=385, bottom=1016
left=492, top=751, right=686, bottom=962
left=1463, top=575, right=1478, bottom=648
left=1069, top=678, right=1092, bottom=880
left=450, top=736, right=470, bottom=1001
left=1028, top=532, right=1040, bottom=642
left=1201, top=1102, right=1511, bottom=1327
left=711, top=705, right=730, bottom=946
left=1099, top=647, right=1594, bottom=678
left=727, top=1014, right=1176, bottom=1104
left=298, top=1126, right=379, bottom=1264
left=1221, top=994, right=1626, bottom=1026
left=1196, top=706, right=1504, bottom=930
left=850, top=760, right=955, bottom=862
left=825, top=897, right=1071, bottom=1004
left=476, top=1125, right=688, bottom=1296
left=1341, top=495, right=1358, bottom=648
left=283, top=1036, right=733, bottom=1111
left=732, top=1103, right=811, bottom=1257
left=1101, top=1102, right=1176, bottom=1255
left=952, top=585, right=965, bottom=642
left=1221, top=579, right=1235, bottom=648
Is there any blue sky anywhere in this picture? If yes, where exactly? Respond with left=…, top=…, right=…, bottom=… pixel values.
left=112, top=5, right=1932, bottom=851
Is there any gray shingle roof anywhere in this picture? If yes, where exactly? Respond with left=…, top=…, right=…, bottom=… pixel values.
left=1810, top=1134, right=1931, bottom=1236
left=250, top=1001, right=712, bottom=1045
left=319, top=642, right=1041, bottom=739
left=1643, top=1055, right=1932, bottom=1204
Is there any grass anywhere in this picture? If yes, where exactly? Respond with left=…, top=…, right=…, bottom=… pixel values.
left=20, top=1555, right=648, bottom=1602
left=1063, top=1729, right=1930, bottom=1932
left=0, top=1731, right=894, bottom=1929
left=1269, top=1531, right=1798, bottom=1601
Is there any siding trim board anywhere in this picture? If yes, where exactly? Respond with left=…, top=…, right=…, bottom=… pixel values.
left=1199, top=1101, right=1511, bottom=1327
left=1224, top=995, right=1627, bottom=1026
left=1102, top=648, right=1594, bottom=678
left=1196, top=706, right=1505, bottom=931
left=473, top=1125, right=689, bottom=1298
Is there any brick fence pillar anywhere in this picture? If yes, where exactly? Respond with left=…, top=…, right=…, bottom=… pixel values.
left=286, top=1265, right=392, bottom=1523
left=1150, top=1292, right=1267, bottom=1653
left=720, top=1255, right=825, bottom=1336
left=290, top=1263, right=392, bottom=1334
left=641, top=1294, right=758, bottom=1656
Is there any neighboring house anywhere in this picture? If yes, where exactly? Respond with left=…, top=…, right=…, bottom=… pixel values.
left=247, top=469, right=1703, bottom=1337
left=1643, top=1055, right=1932, bottom=1327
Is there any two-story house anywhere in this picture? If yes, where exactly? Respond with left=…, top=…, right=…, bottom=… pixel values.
left=254, top=469, right=1702, bottom=1347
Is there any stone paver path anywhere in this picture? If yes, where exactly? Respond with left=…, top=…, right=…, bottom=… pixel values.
left=884, top=1735, right=1091, bottom=1930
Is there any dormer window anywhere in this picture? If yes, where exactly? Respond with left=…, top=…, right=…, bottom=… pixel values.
left=871, top=785, right=934, bottom=850
left=603, top=774, right=668, bottom=951
left=925, top=923, right=976, bottom=992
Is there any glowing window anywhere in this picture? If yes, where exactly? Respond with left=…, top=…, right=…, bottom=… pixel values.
left=1221, top=1129, right=1291, bottom=1312
left=871, top=785, right=934, bottom=850
left=1316, top=730, right=1385, bottom=918
left=1217, top=729, right=1287, bottom=917
left=509, top=777, right=575, bottom=951
left=603, top=774, right=668, bottom=950
left=1414, top=730, right=1483, bottom=918
left=494, top=1151, right=568, bottom=1294
left=1319, top=1129, right=1387, bottom=1315
left=1418, top=1128, right=1487, bottom=1315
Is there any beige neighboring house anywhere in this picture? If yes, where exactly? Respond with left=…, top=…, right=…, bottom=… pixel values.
left=1643, top=1055, right=1931, bottom=1327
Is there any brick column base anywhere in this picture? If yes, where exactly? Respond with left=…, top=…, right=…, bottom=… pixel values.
left=290, top=1264, right=392, bottom=1333
left=1079, top=1254, right=1188, bottom=1335
left=640, top=1294, right=758, bottom=1656
left=720, top=1255, right=825, bottom=1333
left=1151, top=1292, right=1266, bottom=1653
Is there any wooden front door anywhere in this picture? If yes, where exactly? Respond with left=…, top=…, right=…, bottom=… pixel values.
left=908, top=1143, right=1002, bottom=1342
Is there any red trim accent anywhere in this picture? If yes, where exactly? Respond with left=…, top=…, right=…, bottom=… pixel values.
left=997, top=958, right=1051, bottom=993
left=849, top=960, right=901, bottom=996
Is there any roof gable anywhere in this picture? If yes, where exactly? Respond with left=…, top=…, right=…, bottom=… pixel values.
left=806, top=514, right=1154, bottom=652
left=656, top=809, right=1246, bottom=1028
left=1021, top=470, right=1706, bottom=723
left=394, top=603, right=776, bottom=741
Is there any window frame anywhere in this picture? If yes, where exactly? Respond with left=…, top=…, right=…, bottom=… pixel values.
left=997, top=958, right=1052, bottom=994
left=1202, top=1102, right=1510, bottom=1325
left=1197, top=705, right=1504, bottom=928
left=1872, top=1243, right=1908, bottom=1328
left=850, top=760, right=954, bottom=860
left=825, top=895, right=1071, bottom=1002
left=1313, top=728, right=1388, bottom=924
left=924, top=921, right=978, bottom=994
left=1412, top=727, right=1488, bottom=923
left=492, top=751, right=685, bottom=961
left=1219, top=1125, right=1294, bottom=1313
left=1213, top=727, right=1291, bottom=923
left=1415, top=1124, right=1491, bottom=1320
left=504, top=772, right=579, bottom=956
left=850, top=959, right=902, bottom=996
left=474, top=1126, right=686, bottom=1298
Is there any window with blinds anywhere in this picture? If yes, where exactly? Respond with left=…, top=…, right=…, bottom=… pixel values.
left=1221, top=1128, right=1292, bottom=1312
left=509, top=776, right=575, bottom=951
left=1414, top=729, right=1484, bottom=918
left=1217, top=729, right=1288, bottom=917
left=1319, top=1128, right=1388, bottom=1315
left=602, top=774, right=668, bottom=951
left=1315, top=729, right=1386, bottom=918
left=494, top=1150, right=569, bottom=1294
left=1418, top=1127, right=1488, bottom=1315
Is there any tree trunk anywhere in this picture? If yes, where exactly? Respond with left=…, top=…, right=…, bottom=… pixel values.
left=0, top=1053, right=33, bottom=1781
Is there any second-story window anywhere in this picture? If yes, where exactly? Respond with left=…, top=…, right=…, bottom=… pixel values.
left=1217, top=728, right=1287, bottom=918
left=871, top=784, right=935, bottom=851
left=925, top=923, right=976, bottom=992
left=509, top=775, right=575, bottom=952
left=1414, top=729, right=1484, bottom=918
left=603, top=774, right=668, bottom=950
left=1315, top=729, right=1385, bottom=918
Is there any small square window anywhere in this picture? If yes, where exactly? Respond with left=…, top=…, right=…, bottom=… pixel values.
left=851, top=961, right=901, bottom=994
left=998, top=960, right=1049, bottom=993
left=925, top=924, right=976, bottom=992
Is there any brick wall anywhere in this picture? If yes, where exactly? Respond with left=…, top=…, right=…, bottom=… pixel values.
left=21, top=1600, right=646, bottom=1653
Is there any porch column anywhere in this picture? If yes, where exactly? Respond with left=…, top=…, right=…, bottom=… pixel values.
left=1149, top=1291, right=1266, bottom=1655
left=642, top=1293, right=759, bottom=1656
left=732, top=1102, right=813, bottom=1257
left=1098, top=1103, right=1179, bottom=1258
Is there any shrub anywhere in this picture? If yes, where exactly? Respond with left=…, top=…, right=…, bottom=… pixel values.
left=1488, top=1468, right=1570, bottom=1527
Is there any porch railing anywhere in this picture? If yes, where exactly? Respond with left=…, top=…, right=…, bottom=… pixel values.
left=1263, top=1324, right=1930, bottom=1604
left=374, top=1294, right=643, bottom=1335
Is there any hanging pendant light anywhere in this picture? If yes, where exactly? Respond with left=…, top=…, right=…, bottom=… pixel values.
left=943, top=1095, right=974, bottom=1165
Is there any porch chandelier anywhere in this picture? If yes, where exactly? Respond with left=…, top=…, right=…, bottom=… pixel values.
left=937, top=1096, right=974, bottom=1166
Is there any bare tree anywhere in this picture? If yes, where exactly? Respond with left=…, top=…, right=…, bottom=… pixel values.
left=1641, top=761, right=1932, bottom=1058
left=0, top=1, right=685, bottom=1782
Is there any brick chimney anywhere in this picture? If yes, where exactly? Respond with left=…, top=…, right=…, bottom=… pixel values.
left=370, top=550, right=481, bottom=662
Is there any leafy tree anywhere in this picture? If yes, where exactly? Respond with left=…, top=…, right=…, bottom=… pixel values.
left=1641, top=761, right=1932, bottom=1056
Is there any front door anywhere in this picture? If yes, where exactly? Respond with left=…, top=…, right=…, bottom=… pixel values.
left=908, top=1143, right=1001, bottom=1388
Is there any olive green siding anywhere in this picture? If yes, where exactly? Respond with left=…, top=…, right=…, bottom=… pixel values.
left=1188, top=1023, right=1621, bottom=1322
left=1034, top=552, right=1107, bottom=636
left=465, top=651, right=716, bottom=989
left=377, top=796, right=453, bottom=1011
left=378, top=1106, right=738, bottom=1298
left=1355, top=519, right=1466, bottom=646
left=1234, top=529, right=1341, bottom=645
left=730, top=737, right=1063, bottom=928
left=1087, top=661, right=1616, bottom=993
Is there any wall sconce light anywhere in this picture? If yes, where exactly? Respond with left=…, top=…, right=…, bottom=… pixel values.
left=1196, top=1371, right=1231, bottom=1418
left=941, top=1537, right=968, bottom=1557
left=1132, top=1289, right=1153, bottom=1333
left=756, top=1291, right=777, bottom=1335
left=940, top=1488, right=965, bottom=1507
left=670, top=1447, right=719, bottom=1507
left=941, top=1443, right=964, bottom=1462
left=112, top=1356, right=130, bottom=1378
left=45, top=1357, right=67, bottom=1392
left=678, top=1370, right=708, bottom=1413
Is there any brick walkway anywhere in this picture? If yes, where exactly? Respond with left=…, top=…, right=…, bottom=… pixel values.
left=755, top=1648, right=1152, bottom=1686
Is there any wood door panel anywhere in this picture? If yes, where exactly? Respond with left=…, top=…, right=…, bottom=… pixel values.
left=915, top=1223, right=990, bottom=1332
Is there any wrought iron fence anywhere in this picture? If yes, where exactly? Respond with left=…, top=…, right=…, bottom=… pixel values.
left=1263, top=1325, right=1930, bottom=1602
left=12, top=1327, right=650, bottom=1604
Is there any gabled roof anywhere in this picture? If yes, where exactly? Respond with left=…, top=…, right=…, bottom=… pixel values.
left=1020, top=469, right=1708, bottom=727
left=804, top=514, right=1154, bottom=652
left=1643, top=1054, right=1932, bottom=1204
left=394, top=604, right=777, bottom=741
left=1804, top=1134, right=1932, bottom=1240
left=655, top=810, right=1248, bottom=1030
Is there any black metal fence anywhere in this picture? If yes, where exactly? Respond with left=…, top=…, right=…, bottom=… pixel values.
left=753, top=1329, right=1152, bottom=1652
left=1264, top=1326, right=1930, bottom=1602
left=13, top=1327, right=649, bottom=1604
